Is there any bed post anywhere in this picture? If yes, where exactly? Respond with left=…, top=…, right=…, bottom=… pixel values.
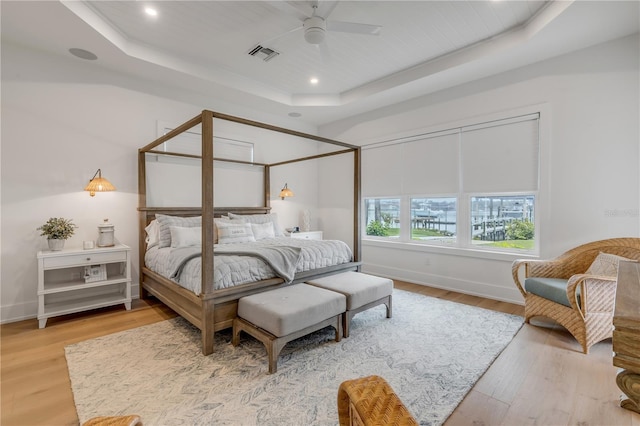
left=201, top=110, right=215, bottom=355
left=264, top=165, right=271, bottom=208
left=138, top=149, right=150, bottom=298
left=353, top=147, right=362, bottom=268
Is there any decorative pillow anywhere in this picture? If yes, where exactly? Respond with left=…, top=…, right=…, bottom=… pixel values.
left=155, top=214, right=202, bottom=248
left=216, top=222, right=256, bottom=244
left=251, top=222, right=275, bottom=240
left=170, top=226, right=202, bottom=248
left=144, top=220, right=160, bottom=250
left=228, top=212, right=284, bottom=237
left=586, top=252, right=632, bottom=277
left=214, top=217, right=244, bottom=244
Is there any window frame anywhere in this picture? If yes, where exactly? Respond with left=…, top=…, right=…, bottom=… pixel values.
left=361, top=106, right=546, bottom=257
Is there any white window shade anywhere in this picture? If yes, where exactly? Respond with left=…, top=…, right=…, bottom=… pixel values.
left=362, top=144, right=403, bottom=196
left=461, top=115, right=539, bottom=192
left=402, top=132, right=459, bottom=194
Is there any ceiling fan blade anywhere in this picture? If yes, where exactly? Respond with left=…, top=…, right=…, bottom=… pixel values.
left=265, top=1, right=310, bottom=22
left=327, top=20, right=382, bottom=36
left=317, top=41, right=332, bottom=62
left=260, top=25, right=303, bottom=47
left=315, top=1, right=339, bottom=19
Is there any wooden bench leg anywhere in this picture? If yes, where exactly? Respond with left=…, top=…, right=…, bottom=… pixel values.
left=343, top=295, right=393, bottom=338
left=234, top=315, right=343, bottom=374
left=385, top=295, right=393, bottom=318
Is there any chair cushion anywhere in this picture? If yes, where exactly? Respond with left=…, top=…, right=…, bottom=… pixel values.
left=237, top=284, right=346, bottom=337
left=525, top=277, right=581, bottom=308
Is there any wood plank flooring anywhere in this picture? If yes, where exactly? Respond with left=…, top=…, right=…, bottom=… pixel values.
left=1, top=281, right=638, bottom=426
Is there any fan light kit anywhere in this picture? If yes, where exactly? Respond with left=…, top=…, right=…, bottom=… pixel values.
left=304, top=15, right=327, bottom=44
left=260, top=0, right=382, bottom=53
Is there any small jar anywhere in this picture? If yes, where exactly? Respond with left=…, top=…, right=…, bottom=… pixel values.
left=97, top=219, right=115, bottom=247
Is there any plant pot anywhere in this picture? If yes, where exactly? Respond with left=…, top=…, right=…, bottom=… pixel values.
left=48, top=239, right=65, bottom=251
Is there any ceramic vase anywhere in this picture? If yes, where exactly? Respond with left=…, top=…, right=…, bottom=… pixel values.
left=48, top=239, right=65, bottom=251
left=301, top=209, right=311, bottom=232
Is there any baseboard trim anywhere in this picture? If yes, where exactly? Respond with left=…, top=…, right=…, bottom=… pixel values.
left=361, top=263, right=524, bottom=305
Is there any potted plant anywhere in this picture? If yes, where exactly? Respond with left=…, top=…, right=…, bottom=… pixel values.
left=37, top=217, right=77, bottom=251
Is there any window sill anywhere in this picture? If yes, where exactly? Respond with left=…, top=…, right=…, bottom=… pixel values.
left=362, top=238, right=538, bottom=262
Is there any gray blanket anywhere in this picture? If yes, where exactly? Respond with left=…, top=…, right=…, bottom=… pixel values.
left=167, top=245, right=303, bottom=283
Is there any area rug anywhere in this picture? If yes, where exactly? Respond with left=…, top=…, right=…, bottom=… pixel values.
left=65, top=289, right=523, bottom=425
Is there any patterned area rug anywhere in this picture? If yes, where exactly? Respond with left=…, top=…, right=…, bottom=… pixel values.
left=65, top=289, right=522, bottom=425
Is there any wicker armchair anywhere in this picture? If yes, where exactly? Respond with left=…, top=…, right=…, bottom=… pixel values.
left=512, top=238, right=640, bottom=354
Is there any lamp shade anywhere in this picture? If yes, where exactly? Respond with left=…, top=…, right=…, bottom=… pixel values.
left=85, top=169, right=116, bottom=196
left=279, top=183, right=294, bottom=200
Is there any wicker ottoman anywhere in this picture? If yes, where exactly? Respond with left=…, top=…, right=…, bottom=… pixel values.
left=232, top=283, right=346, bottom=374
left=306, top=272, right=393, bottom=337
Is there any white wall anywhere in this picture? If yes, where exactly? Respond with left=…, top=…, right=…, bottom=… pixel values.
left=0, top=43, right=319, bottom=323
left=319, top=34, right=640, bottom=304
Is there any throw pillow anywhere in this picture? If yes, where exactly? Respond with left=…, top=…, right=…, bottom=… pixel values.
left=251, top=222, right=275, bottom=240
left=170, top=226, right=202, bottom=248
left=217, top=222, right=256, bottom=244
left=586, top=252, right=632, bottom=277
left=155, top=214, right=202, bottom=248
left=228, top=212, right=284, bottom=237
left=144, top=219, right=160, bottom=250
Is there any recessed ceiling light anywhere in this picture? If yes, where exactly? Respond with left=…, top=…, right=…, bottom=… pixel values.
left=288, top=112, right=302, bottom=118
left=69, top=48, right=98, bottom=60
left=144, top=7, right=158, bottom=16
left=310, top=78, right=319, bottom=85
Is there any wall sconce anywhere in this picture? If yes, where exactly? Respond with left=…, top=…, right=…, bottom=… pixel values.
left=279, top=183, right=294, bottom=200
left=84, top=169, right=116, bottom=197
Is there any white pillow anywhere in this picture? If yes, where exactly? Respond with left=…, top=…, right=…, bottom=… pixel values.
left=169, top=226, right=202, bottom=248
left=214, top=217, right=245, bottom=243
left=586, top=252, right=632, bottom=277
left=228, top=212, right=284, bottom=237
left=216, top=222, right=256, bottom=244
left=145, top=220, right=160, bottom=249
left=155, top=214, right=201, bottom=248
left=251, top=222, right=275, bottom=240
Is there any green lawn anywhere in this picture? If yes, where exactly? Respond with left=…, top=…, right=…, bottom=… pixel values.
left=476, top=239, right=535, bottom=250
left=370, top=227, right=534, bottom=250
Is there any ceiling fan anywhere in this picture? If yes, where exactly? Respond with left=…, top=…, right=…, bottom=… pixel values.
left=265, top=0, right=382, bottom=46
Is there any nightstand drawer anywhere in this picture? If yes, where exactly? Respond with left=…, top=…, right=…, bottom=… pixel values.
left=43, top=250, right=126, bottom=269
left=289, top=231, right=323, bottom=240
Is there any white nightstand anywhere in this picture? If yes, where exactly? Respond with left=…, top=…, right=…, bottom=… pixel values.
left=289, top=231, right=323, bottom=240
left=36, top=244, right=131, bottom=328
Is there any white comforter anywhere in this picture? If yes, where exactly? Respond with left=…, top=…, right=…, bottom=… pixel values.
left=145, top=237, right=353, bottom=294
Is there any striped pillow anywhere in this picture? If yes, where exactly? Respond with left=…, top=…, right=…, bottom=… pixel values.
left=155, top=214, right=201, bottom=248
left=228, top=212, right=284, bottom=237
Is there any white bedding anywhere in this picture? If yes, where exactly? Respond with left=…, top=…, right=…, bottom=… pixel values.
left=144, top=237, right=353, bottom=295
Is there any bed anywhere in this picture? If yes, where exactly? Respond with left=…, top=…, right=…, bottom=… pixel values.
left=138, top=110, right=361, bottom=355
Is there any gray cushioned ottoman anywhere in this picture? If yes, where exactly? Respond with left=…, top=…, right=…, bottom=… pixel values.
left=232, top=283, right=346, bottom=374
left=306, top=271, right=393, bottom=337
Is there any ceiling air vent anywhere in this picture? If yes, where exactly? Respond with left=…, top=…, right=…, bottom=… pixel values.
left=248, top=45, right=280, bottom=62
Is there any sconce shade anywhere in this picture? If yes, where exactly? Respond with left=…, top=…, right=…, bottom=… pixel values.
left=85, top=169, right=116, bottom=197
left=279, top=183, right=294, bottom=200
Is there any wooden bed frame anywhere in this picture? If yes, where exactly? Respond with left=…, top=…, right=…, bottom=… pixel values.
left=138, top=110, right=361, bottom=355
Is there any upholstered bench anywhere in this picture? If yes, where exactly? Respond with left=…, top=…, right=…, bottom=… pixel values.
left=306, top=271, right=393, bottom=338
left=232, top=283, right=346, bottom=374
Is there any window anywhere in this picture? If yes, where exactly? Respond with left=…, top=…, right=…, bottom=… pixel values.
left=410, top=197, right=457, bottom=244
left=471, top=195, right=535, bottom=250
left=362, top=112, right=540, bottom=254
left=364, top=198, right=400, bottom=239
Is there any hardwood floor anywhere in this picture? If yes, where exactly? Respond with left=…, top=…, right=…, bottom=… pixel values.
left=1, top=282, right=638, bottom=426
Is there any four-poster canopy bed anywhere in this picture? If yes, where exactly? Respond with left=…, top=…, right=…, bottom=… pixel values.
left=138, top=110, right=361, bottom=355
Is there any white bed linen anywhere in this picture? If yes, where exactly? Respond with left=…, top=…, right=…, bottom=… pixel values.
left=144, top=237, right=353, bottom=295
